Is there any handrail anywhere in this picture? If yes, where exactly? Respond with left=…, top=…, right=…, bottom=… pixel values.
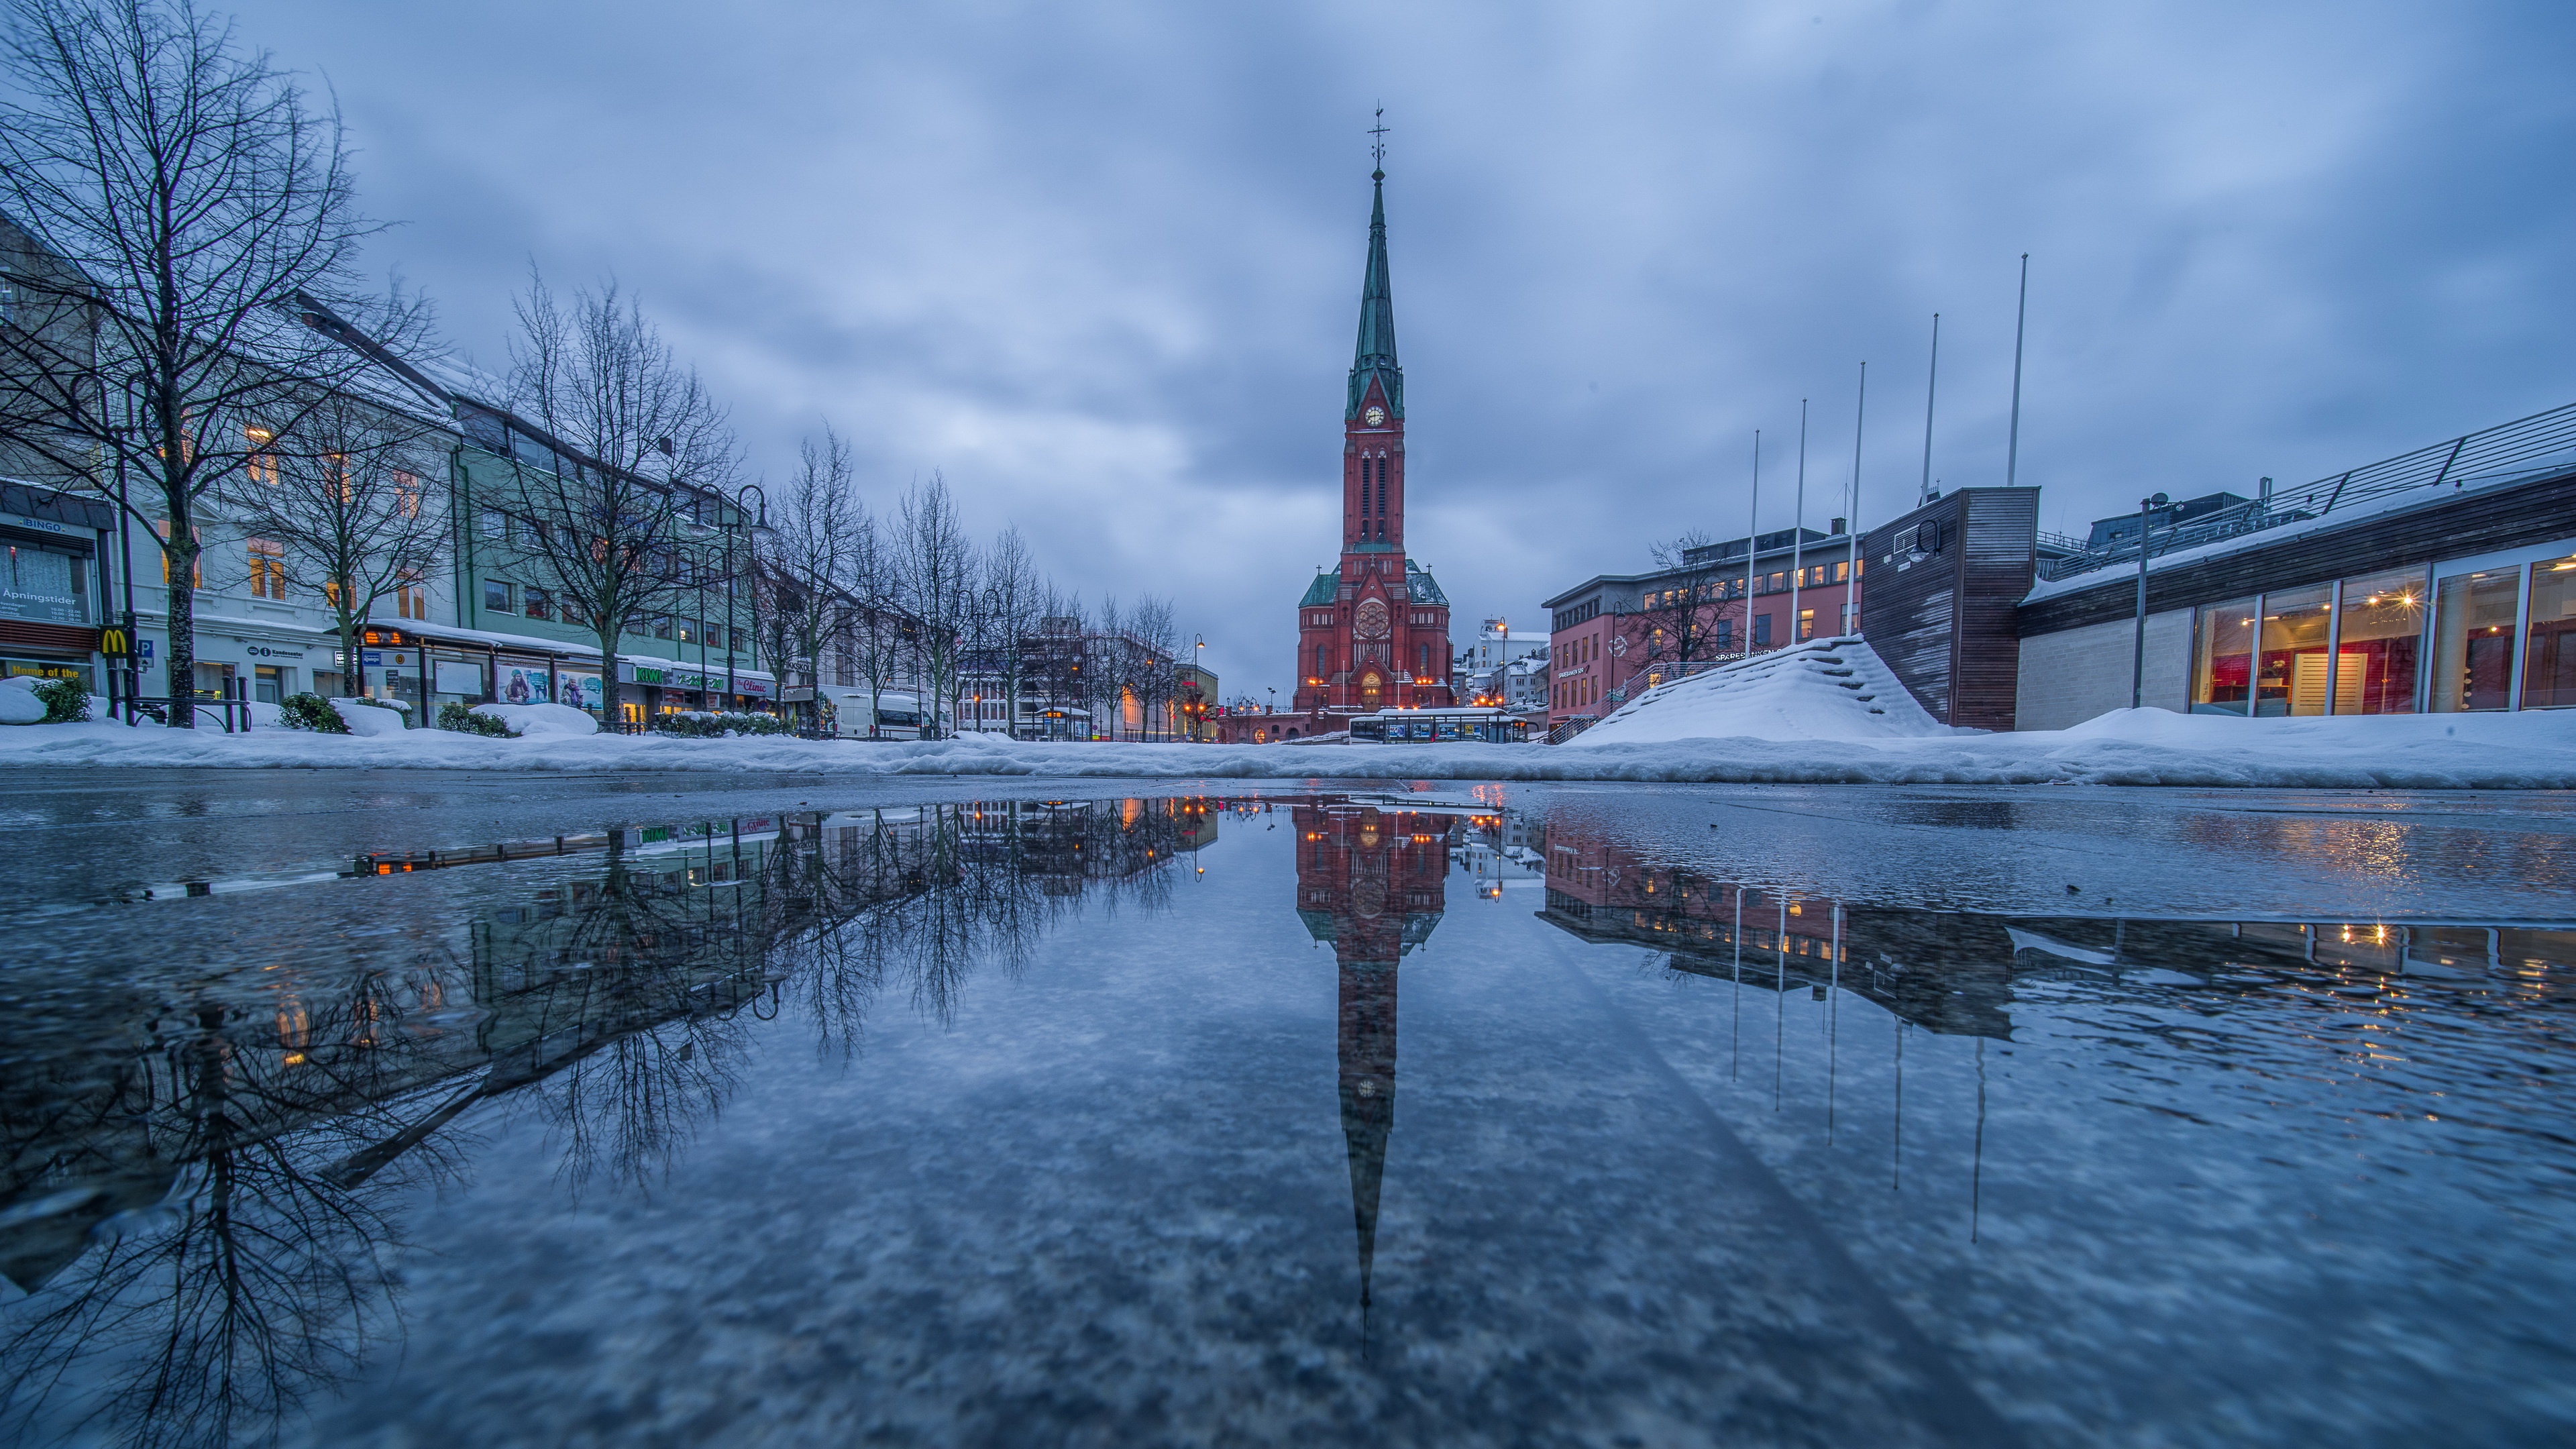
left=2037, top=400, right=2576, bottom=584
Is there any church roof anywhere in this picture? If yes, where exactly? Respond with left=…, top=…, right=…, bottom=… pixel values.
left=1345, top=172, right=1403, bottom=422
left=1405, top=561, right=1447, bottom=606
left=1300, top=570, right=1340, bottom=607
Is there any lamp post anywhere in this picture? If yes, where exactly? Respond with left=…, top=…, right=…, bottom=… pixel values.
left=2131, top=492, right=2167, bottom=710
left=719, top=482, right=766, bottom=707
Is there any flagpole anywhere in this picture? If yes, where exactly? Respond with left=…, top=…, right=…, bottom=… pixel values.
left=1847, top=362, right=1866, bottom=637
left=1919, top=313, right=1941, bottom=506
left=2006, top=255, right=2029, bottom=488
left=1790, top=399, right=1807, bottom=646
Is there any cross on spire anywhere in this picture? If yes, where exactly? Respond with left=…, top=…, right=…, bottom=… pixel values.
left=1368, top=105, right=1389, bottom=178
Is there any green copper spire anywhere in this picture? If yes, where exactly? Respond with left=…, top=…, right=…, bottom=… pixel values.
left=1346, top=168, right=1403, bottom=422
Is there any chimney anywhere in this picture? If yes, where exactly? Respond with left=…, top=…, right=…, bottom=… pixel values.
left=1829, top=517, right=1847, bottom=535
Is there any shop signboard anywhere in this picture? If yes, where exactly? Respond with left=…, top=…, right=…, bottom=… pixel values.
left=737, top=676, right=773, bottom=698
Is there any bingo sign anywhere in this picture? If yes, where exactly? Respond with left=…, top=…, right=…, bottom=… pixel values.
left=553, top=671, right=604, bottom=712
left=496, top=665, right=553, bottom=705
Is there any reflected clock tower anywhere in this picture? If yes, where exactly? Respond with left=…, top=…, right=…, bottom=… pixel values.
left=1292, top=800, right=1460, bottom=1305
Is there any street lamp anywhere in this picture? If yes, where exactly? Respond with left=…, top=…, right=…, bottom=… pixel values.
left=716, top=481, right=767, bottom=708
left=2130, top=492, right=2167, bottom=710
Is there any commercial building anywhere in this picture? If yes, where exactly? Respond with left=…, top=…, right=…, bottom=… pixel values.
left=2013, top=402, right=2576, bottom=729
left=1540, top=522, right=1858, bottom=736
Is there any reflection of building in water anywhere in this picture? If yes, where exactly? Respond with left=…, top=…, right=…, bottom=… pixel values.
left=1532, top=820, right=2576, bottom=1038
left=1292, top=800, right=1462, bottom=1305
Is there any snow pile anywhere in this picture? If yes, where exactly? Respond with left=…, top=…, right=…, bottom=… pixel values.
left=1567, top=638, right=1947, bottom=746
left=472, top=702, right=598, bottom=738
left=1, top=702, right=2573, bottom=788
left=331, top=699, right=409, bottom=737
left=0, top=678, right=44, bottom=724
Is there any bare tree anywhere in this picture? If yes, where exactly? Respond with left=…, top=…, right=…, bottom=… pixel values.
left=217, top=298, right=448, bottom=698
left=1123, top=594, right=1181, bottom=741
left=897, top=473, right=975, bottom=736
left=0, top=0, right=381, bottom=722
left=756, top=424, right=860, bottom=731
left=1635, top=529, right=1735, bottom=676
left=500, top=272, right=736, bottom=721
left=977, top=525, right=1045, bottom=738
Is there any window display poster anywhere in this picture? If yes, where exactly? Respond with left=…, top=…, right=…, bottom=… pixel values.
left=555, top=671, right=603, bottom=712
left=498, top=665, right=551, bottom=704
left=434, top=660, right=485, bottom=695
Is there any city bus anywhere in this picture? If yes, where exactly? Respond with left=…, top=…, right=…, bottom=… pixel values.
left=1348, top=706, right=1529, bottom=744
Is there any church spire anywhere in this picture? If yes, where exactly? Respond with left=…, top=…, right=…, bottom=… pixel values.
left=1346, top=161, right=1402, bottom=422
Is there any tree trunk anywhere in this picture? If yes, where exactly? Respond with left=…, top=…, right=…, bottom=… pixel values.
left=599, top=621, right=623, bottom=730
left=166, top=492, right=199, bottom=728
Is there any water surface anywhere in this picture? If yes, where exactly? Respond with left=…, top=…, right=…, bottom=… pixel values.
left=2, top=775, right=2571, bottom=1447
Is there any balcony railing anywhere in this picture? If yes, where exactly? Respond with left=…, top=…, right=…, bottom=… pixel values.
left=2035, top=400, right=2576, bottom=584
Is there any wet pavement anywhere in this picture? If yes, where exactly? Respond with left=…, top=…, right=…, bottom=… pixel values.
left=1, top=773, right=2571, bottom=1447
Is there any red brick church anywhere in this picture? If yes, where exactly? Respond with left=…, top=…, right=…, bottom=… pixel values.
left=1291, top=165, right=1454, bottom=720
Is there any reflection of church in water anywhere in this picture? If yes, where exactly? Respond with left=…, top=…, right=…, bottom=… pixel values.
left=1292, top=800, right=1461, bottom=1305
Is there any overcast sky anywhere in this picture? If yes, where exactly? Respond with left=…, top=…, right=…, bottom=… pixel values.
left=225, top=0, right=2575, bottom=698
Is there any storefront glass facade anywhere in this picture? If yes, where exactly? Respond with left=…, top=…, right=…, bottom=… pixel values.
left=2188, top=546, right=2576, bottom=716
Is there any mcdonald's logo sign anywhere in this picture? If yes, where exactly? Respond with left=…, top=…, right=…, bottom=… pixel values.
left=100, top=627, right=131, bottom=657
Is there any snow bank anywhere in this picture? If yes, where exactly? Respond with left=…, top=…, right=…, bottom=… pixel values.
left=1, top=702, right=2573, bottom=788
left=472, top=702, right=598, bottom=738
left=332, top=700, right=409, bottom=737
left=1568, top=638, right=1947, bottom=746
left=0, top=678, right=44, bottom=724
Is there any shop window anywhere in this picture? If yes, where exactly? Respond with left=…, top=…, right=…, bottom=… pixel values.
left=253, top=665, right=285, bottom=704
left=2432, top=569, right=2520, bottom=712
left=2191, top=596, right=2257, bottom=715
left=523, top=586, right=551, bottom=621
left=2257, top=583, right=2335, bottom=715
left=3, top=542, right=87, bottom=624
left=483, top=579, right=514, bottom=614
left=2334, top=568, right=2427, bottom=714
left=246, top=537, right=286, bottom=599
left=2522, top=557, right=2576, bottom=708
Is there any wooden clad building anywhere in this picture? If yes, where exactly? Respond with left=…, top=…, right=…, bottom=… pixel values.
left=1857, top=488, right=2040, bottom=731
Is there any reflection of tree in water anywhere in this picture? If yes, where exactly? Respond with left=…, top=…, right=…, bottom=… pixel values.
left=0, top=796, right=1210, bottom=1448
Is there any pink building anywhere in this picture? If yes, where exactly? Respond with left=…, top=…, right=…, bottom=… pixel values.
left=1542, top=524, right=1862, bottom=734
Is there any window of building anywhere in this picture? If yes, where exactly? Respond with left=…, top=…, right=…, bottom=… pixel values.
left=1834, top=561, right=1849, bottom=583
left=394, top=471, right=421, bottom=518
left=244, top=427, right=278, bottom=485
left=481, top=508, right=507, bottom=540
left=2190, top=596, right=2257, bottom=716
left=523, top=586, right=551, bottom=622
left=704, top=623, right=723, bottom=650
left=1715, top=618, right=1733, bottom=651
left=2525, top=557, right=2576, bottom=708
left=1753, top=613, right=1772, bottom=647
left=396, top=570, right=426, bottom=620
left=1797, top=608, right=1815, bottom=641
left=1769, top=572, right=1786, bottom=592
left=2257, top=582, right=2335, bottom=715
left=246, top=537, right=286, bottom=600
left=2335, top=568, right=2427, bottom=715
left=655, top=614, right=674, bottom=641
left=2433, top=568, right=2521, bottom=712
left=676, top=617, right=696, bottom=645
left=484, top=579, right=515, bottom=614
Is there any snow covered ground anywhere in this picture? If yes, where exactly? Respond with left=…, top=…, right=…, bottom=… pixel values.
left=3, top=696, right=2573, bottom=788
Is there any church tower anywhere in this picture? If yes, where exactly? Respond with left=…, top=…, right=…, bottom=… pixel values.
left=1293, top=162, right=1454, bottom=718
